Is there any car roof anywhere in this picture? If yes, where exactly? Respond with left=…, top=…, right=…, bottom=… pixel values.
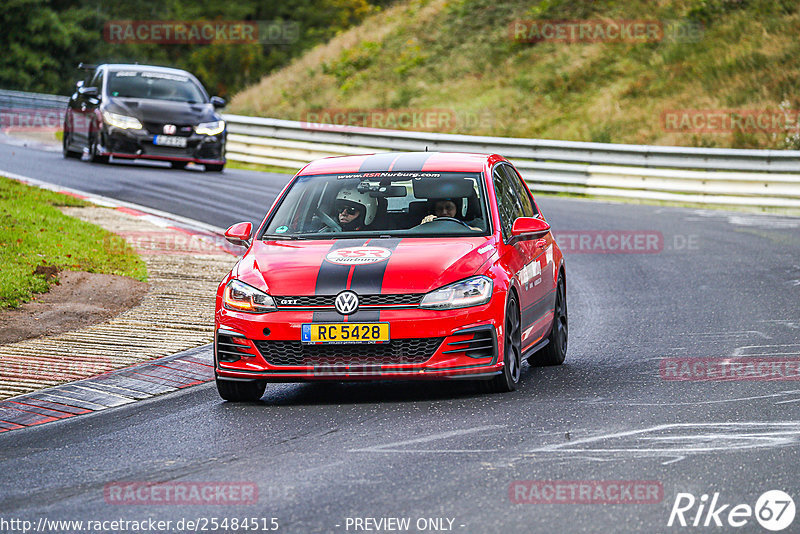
left=101, top=64, right=195, bottom=76
left=297, top=152, right=506, bottom=175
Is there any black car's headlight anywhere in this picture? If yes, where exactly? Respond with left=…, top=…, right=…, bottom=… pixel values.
left=195, top=120, right=225, bottom=136
left=102, top=111, right=142, bottom=130
left=419, top=276, right=493, bottom=310
left=223, top=280, right=276, bottom=313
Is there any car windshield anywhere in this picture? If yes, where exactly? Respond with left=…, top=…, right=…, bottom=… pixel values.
left=106, top=70, right=207, bottom=103
left=261, top=171, right=490, bottom=239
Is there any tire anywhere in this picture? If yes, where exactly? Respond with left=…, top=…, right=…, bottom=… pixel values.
left=205, top=163, right=224, bottom=172
left=89, top=132, right=109, bottom=164
left=528, top=275, right=567, bottom=366
left=216, top=378, right=266, bottom=402
left=170, top=161, right=188, bottom=169
left=484, top=293, right=522, bottom=393
left=62, top=121, right=81, bottom=159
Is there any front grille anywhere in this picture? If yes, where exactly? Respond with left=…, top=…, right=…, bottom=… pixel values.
left=274, top=294, right=423, bottom=309
left=442, top=328, right=496, bottom=359
left=143, top=122, right=194, bottom=137
left=253, top=338, right=444, bottom=366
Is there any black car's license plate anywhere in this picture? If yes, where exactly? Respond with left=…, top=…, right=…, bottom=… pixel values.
left=153, top=135, right=187, bottom=147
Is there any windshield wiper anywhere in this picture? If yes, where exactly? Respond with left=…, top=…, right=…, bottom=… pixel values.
left=261, top=234, right=306, bottom=240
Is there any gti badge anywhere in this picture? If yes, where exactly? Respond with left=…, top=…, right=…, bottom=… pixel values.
left=334, top=291, right=359, bottom=315
left=163, top=124, right=177, bottom=135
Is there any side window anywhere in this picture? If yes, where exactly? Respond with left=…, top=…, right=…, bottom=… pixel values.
left=501, top=164, right=538, bottom=218
left=492, top=168, right=519, bottom=241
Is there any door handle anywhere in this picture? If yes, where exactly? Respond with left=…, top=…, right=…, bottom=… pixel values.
left=535, top=238, right=547, bottom=249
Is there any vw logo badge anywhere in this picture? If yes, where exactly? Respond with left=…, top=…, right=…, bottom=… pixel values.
left=334, top=291, right=359, bottom=315
left=163, top=124, right=177, bottom=135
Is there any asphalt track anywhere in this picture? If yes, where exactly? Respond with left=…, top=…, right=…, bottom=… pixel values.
left=1, top=141, right=799, bottom=533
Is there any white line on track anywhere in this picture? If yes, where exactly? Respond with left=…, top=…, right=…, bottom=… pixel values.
left=587, top=390, right=800, bottom=407
left=526, top=422, right=800, bottom=457
left=732, top=344, right=800, bottom=356
left=349, top=424, right=506, bottom=453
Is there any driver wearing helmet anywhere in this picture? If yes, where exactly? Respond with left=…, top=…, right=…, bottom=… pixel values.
left=325, top=187, right=378, bottom=231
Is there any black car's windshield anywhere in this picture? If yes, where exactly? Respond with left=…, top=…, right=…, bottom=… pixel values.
left=107, top=70, right=207, bottom=103
left=262, top=171, right=490, bottom=239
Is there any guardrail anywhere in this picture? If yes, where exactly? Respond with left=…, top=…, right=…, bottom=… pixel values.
left=0, top=89, right=69, bottom=110
left=2, top=89, right=799, bottom=208
left=223, top=115, right=800, bottom=209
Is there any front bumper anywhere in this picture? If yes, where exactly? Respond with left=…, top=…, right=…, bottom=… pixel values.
left=98, top=126, right=225, bottom=165
left=214, top=301, right=505, bottom=381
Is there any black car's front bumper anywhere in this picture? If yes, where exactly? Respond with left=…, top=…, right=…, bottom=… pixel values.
left=99, top=126, right=225, bottom=164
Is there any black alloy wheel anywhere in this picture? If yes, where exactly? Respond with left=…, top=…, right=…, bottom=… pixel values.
left=529, top=275, right=567, bottom=366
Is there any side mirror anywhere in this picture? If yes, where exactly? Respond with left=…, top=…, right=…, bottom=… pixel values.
left=511, top=217, right=551, bottom=237
left=210, top=96, right=226, bottom=108
left=79, top=86, right=99, bottom=97
left=224, top=222, right=252, bottom=247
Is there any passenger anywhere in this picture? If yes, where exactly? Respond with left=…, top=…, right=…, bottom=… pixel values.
left=326, top=187, right=378, bottom=231
left=420, top=197, right=483, bottom=230
left=420, top=198, right=459, bottom=224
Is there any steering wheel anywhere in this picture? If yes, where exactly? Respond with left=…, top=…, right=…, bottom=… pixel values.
left=317, top=209, right=342, bottom=232
left=428, top=216, right=472, bottom=229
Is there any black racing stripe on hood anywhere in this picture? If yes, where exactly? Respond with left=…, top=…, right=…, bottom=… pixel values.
left=314, top=239, right=363, bottom=295
left=313, top=239, right=365, bottom=322
left=349, top=238, right=402, bottom=324
left=347, top=238, right=403, bottom=295
left=389, top=152, right=433, bottom=171
left=358, top=153, right=401, bottom=172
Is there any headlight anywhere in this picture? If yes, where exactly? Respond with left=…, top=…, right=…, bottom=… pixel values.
left=419, top=276, right=493, bottom=310
left=102, top=111, right=142, bottom=130
left=195, top=120, right=225, bottom=136
left=223, top=280, right=276, bottom=313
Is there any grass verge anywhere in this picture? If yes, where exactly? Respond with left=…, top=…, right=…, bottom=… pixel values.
left=0, top=176, right=147, bottom=310
left=231, top=0, right=800, bottom=150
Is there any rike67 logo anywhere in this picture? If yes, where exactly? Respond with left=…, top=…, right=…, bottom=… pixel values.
left=668, top=490, right=795, bottom=531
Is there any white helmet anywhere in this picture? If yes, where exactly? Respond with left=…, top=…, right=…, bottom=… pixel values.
left=336, top=187, right=378, bottom=225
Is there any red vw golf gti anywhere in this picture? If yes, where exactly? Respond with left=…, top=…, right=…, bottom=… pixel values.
left=215, top=152, right=567, bottom=401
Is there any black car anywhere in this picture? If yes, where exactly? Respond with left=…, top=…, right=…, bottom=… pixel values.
left=63, top=63, right=227, bottom=171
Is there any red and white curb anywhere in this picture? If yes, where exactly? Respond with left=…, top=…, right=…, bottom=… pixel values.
left=0, top=170, right=246, bottom=431
left=0, top=346, right=214, bottom=432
